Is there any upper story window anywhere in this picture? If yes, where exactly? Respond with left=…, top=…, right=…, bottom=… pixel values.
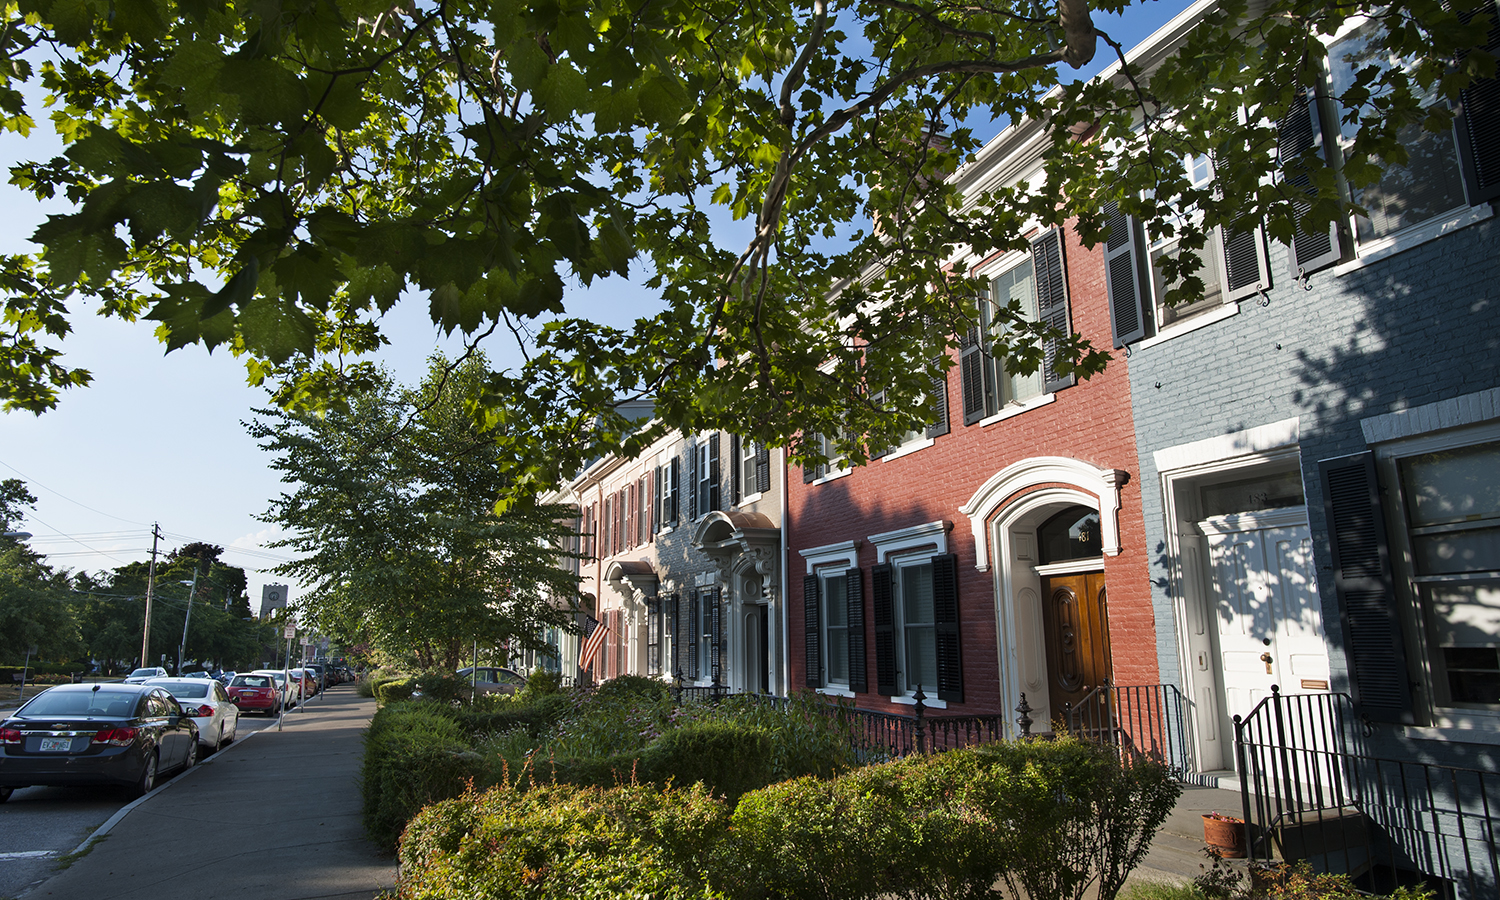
left=1328, top=20, right=1471, bottom=245
left=961, top=228, right=1073, bottom=425
left=731, top=435, right=769, bottom=502
left=688, top=433, right=721, bottom=517
left=803, top=430, right=851, bottom=483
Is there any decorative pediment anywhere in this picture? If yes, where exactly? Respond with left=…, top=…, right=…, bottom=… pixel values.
left=604, top=559, right=658, bottom=604
left=691, top=510, right=781, bottom=603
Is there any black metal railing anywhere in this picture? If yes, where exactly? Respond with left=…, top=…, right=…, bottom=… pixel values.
left=1063, top=680, right=1192, bottom=773
left=1234, top=686, right=1500, bottom=899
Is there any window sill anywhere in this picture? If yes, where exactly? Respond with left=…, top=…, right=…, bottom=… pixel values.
left=1403, top=710, right=1500, bottom=746
left=1335, top=204, right=1493, bottom=276
left=977, top=393, right=1055, bottom=427
left=881, top=437, right=934, bottom=462
left=811, top=468, right=851, bottom=486
left=1134, top=302, right=1241, bottom=351
left=889, top=693, right=948, bottom=710
left=736, top=491, right=764, bottom=506
left=817, top=686, right=856, bottom=698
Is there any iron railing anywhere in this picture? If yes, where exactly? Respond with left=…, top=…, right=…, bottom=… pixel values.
left=1063, top=680, right=1192, bottom=773
left=1234, top=686, right=1500, bottom=899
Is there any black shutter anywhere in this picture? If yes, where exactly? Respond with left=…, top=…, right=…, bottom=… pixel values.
left=803, top=574, right=821, bottom=688
left=959, top=325, right=987, bottom=425
left=1219, top=225, right=1271, bottom=302
left=1031, top=227, right=1074, bottom=393
left=846, top=567, right=867, bottom=693
left=730, top=434, right=742, bottom=504
left=676, top=592, right=690, bottom=677
left=1278, top=87, right=1343, bottom=277
left=669, top=456, right=680, bottom=525
left=755, top=444, right=770, bottom=493
left=1319, top=452, right=1413, bottom=724
left=708, top=433, right=721, bottom=512
left=932, top=553, right=964, bottom=703
left=1456, top=1, right=1500, bottom=203
left=687, top=445, right=698, bottom=521
left=1102, top=201, right=1149, bottom=348
left=687, top=591, right=699, bottom=675
left=872, top=563, right=898, bottom=695
left=652, top=466, right=661, bottom=533
left=709, top=587, right=722, bottom=683
left=926, top=372, right=950, bottom=438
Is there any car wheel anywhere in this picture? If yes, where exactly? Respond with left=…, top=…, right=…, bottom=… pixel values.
left=132, top=752, right=159, bottom=799
left=212, top=725, right=224, bottom=755
left=183, top=740, right=197, bottom=772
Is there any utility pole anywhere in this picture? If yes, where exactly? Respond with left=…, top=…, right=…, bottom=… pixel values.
left=177, top=564, right=200, bottom=674
left=140, top=524, right=161, bottom=669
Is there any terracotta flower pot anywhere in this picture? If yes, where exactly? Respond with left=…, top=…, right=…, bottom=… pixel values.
left=1203, top=814, right=1246, bottom=858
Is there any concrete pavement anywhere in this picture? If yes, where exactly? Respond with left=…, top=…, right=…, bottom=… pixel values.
left=21, top=686, right=394, bottom=900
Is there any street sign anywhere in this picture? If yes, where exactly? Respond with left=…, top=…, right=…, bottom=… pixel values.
left=284, top=624, right=297, bottom=639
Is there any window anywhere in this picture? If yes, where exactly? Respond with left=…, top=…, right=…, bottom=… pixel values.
left=1397, top=440, right=1500, bottom=707
left=962, top=228, right=1072, bottom=424
left=1328, top=21, right=1471, bottom=245
left=871, top=551, right=962, bottom=701
left=690, top=587, right=722, bottom=683
left=739, top=438, right=758, bottom=500
left=803, top=431, right=850, bottom=483
left=654, top=454, right=678, bottom=532
left=1106, top=155, right=1270, bottom=347
left=689, top=434, right=721, bottom=518
left=899, top=562, right=938, bottom=693
left=802, top=566, right=866, bottom=692
left=647, top=598, right=664, bottom=676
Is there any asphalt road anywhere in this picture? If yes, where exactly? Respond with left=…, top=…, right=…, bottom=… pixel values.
left=0, top=712, right=284, bottom=900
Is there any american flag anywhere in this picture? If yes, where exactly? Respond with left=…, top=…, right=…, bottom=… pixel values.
left=579, top=615, right=609, bottom=672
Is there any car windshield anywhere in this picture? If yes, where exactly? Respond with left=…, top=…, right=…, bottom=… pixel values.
left=166, top=684, right=210, bottom=698
left=128, top=668, right=158, bottom=677
left=21, top=689, right=138, bottom=718
left=232, top=675, right=273, bottom=688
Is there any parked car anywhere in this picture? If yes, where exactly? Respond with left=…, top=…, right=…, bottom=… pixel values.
left=122, top=667, right=169, bottom=684
left=288, top=668, right=317, bottom=698
left=248, top=670, right=301, bottom=708
left=179, top=670, right=213, bottom=680
left=0, top=683, right=198, bottom=801
left=226, top=673, right=281, bottom=715
left=456, top=666, right=525, bottom=696
left=146, top=677, right=240, bottom=752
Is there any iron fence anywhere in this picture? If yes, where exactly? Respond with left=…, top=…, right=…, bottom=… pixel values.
left=1234, top=686, right=1500, bottom=900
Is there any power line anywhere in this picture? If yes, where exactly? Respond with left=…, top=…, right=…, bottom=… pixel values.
left=0, top=458, right=152, bottom=526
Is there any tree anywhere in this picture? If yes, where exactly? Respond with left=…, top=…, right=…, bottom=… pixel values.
left=1, top=1, right=1494, bottom=498
left=0, top=479, right=84, bottom=661
left=252, top=353, right=583, bottom=670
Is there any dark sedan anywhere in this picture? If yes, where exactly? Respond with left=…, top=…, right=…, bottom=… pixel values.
left=0, top=683, right=199, bottom=802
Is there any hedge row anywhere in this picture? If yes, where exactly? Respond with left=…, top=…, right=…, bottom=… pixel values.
left=361, top=699, right=778, bottom=848
left=395, top=739, right=1182, bottom=900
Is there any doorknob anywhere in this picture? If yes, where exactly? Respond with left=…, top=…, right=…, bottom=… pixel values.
left=1260, top=652, right=1273, bottom=674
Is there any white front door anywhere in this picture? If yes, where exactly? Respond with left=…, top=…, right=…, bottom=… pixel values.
left=1201, top=507, right=1331, bottom=739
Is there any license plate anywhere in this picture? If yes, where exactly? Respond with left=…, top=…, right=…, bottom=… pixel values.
left=39, top=737, right=73, bottom=752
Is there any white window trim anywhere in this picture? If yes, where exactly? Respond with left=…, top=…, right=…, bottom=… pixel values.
left=817, top=685, right=858, bottom=699
left=881, top=435, right=935, bottom=462
left=977, top=392, right=1056, bottom=427
left=799, top=539, right=861, bottom=574
left=1335, top=205, right=1493, bottom=276
left=1371, top=415, right=1500, bottom=724
left=737, top=490, right=764, bottom=505
left=869, top=520, right=950, bottom=564
left=1134, top=301, right=1241, bottom=351
left=889, top=692, right=948, bottom=709
left=810, top=467, right=851, bottom=486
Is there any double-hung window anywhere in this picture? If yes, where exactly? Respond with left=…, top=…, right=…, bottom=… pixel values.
left=802, top=565, right=867, bottom=692
left=689, top=433, right=720, bottom=518
left=961, top=228, right=1073, bottom=425
left=803, top=431, right=850, bottom=483
left=871, top=551, right=963, bottom=702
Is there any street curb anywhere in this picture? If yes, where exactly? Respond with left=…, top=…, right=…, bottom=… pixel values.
left=67, top=726, right=265, bottom=856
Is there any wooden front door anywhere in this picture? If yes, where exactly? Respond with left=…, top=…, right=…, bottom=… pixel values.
left=1041, top=572, right=1113, bottom=726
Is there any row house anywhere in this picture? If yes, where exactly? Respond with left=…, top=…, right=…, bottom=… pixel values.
left=563, top=420, right=790, bottom=696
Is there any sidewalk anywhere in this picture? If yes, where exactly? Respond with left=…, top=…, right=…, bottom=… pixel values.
left=1127, top=783, right=1249, bottom=888
left=24, top=687, right=395, bottom=900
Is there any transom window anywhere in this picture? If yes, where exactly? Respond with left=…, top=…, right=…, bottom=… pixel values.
left=1038, top=507, right=1103, bottom=564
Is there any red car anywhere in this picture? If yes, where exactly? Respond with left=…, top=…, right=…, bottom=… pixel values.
left=227, top=674, right=281, bottom=715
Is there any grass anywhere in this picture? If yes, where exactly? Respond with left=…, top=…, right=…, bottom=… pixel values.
left=52, top=834, right=109, bottom=872
left=1120, top=882, right=1203, bottom=900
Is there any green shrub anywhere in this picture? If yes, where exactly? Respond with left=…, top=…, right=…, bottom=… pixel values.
left=412, top=669, right=464, bottom=704
left=645, top=720, right=775, bottom=803
left=361, top=702, right=490, bottom=848
left=694, top=692, right=862, bottom=781
left=592, top=673, right=671, bottom=702
left=519, top=668, right=563, bottom=699
left=395, top=782, right=731, bottom=900
left=375, top=677, right=415, bottom=705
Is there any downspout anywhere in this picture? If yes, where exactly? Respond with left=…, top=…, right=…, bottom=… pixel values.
left=779, top=446, right=790, bottom=697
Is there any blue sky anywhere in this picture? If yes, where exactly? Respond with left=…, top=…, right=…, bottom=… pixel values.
left=0, top=1, right=1196, bottom=610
